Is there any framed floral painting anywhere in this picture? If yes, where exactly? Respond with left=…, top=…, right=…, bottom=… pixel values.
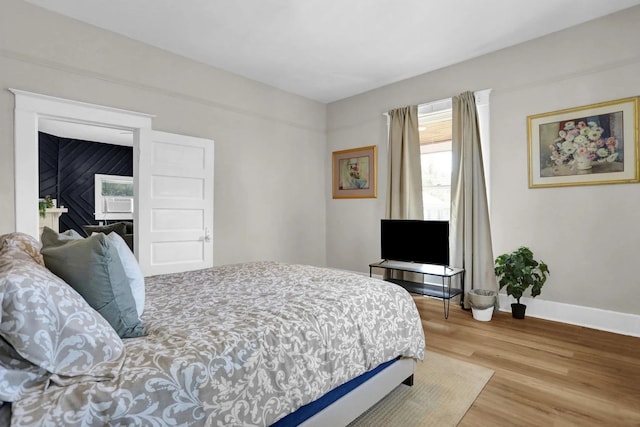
left=528, top=97, right=639, bottom=188
left=332, top=145, right=377, bottom=198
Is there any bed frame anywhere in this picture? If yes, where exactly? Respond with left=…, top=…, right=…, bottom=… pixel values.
left=299, top=357, right=416, bottom=426
left=1, top=357, right=416, bottom=426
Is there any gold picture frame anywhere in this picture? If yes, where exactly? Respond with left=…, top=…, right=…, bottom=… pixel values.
left=528, top=96, right=639, bottom=188
left=332, top=145, right=377, bottom=199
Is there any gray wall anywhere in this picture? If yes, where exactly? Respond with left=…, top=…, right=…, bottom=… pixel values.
left=326, top=6, right=640, bottom=316
left=0, top=0, right=327, bottom=267
left=3, top=1, right=640, bottom=318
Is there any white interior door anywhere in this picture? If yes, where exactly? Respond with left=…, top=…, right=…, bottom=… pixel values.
left=136, top=130, right=214, bottom=276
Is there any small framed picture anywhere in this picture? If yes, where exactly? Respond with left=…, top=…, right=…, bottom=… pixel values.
left=528, top=97, right=639, bottom=188
left=332, top=145, right=377, bottom=199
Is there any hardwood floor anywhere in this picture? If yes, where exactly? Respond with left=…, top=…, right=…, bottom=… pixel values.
left=412, top=296, right=640, bottom=426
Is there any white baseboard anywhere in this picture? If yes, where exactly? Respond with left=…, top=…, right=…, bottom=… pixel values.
left=497, top=294, right=640, bottom=338
left=362, top=270, right=639, bottom=337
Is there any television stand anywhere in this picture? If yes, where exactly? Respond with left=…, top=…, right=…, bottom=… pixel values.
left=369, top=260, right=464, bottom=319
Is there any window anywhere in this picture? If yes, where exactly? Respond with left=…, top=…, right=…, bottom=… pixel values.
left=101, top=179, right=133, bottom=197
left=417, top=89, right=491, bottom=220
left=94, top=174, right=134, bottom=221
left=419, top=105, right=452, bottom=220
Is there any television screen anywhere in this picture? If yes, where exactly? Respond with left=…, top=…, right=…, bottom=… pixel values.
left=381, top=219, right=449, bottom=266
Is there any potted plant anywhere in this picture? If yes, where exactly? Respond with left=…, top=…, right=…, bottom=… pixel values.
left=38, top=195, right=55, bottom=218
left=494, top=246, right=549, bottom=319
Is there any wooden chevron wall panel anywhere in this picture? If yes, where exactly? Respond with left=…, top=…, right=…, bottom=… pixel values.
left=39, top=133, right=59, bottom=198
left=38, top=132, right=133, bottom=235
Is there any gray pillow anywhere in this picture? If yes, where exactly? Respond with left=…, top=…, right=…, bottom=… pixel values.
left=40, top=228, right=84, bottom=248
left=105, top=232, right=145, bottom=316
left=40, top=227, right=147, bottom=338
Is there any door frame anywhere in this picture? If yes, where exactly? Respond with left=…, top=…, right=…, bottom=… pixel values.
left=10, top=89, right=154, bottom=257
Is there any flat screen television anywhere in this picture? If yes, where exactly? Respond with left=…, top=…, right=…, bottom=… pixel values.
left=381, top=219, right=449, bottom=266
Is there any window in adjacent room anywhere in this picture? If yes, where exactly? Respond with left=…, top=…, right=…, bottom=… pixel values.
left=94, top=174, right=134, bottom=221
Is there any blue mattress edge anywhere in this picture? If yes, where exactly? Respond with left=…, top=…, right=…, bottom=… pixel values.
left=271, top=357, right=402, bottom=426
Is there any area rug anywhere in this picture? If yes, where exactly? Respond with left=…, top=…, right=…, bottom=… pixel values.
left=348, top=351, right=494, bottom=427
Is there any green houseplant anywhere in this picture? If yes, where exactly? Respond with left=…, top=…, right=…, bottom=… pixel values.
left=38, top=200, right=47, bottom=218
left=494, top=246, right=549, bottom=319
left=38, top=195, right=55, bottom=218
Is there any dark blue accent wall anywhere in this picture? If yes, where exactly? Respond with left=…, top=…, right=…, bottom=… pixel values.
left=38, top=132, right=133, bottom=235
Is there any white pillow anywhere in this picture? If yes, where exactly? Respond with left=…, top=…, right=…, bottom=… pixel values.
left=106, top=232, right=145, bottom=316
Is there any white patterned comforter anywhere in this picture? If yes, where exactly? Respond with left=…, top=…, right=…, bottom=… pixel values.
left=11, top=262, right=425, bottom=426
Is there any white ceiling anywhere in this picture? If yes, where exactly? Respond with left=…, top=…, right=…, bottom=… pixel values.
left=25, top=0, right=640, bottom=103
left=39, top=118, right=133, bottom=146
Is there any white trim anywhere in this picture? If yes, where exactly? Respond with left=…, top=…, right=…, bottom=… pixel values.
left=418, top=97, right=452, bottom=116
left=498, top=294, right=640, bottom=338
left=474, top=88, right=492, bottom=106
left=474, top=89, right=492, bottom=205
left=10, top=89, right=154, bottom=124
left=10, top=89, right=153, bottom=247
left=372, top=270, right=639, bottom=338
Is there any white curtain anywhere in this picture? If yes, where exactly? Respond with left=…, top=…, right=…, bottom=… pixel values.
left=386, top=106, right=423, bottom=219
left=450, top=92, right=498, bottom=309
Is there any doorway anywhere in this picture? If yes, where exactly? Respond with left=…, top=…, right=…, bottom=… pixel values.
left=11, top=89, right=153, bottom=258
left=12, top=90, right=215, bottom=276
left=39, top=119, right=135, bottom=239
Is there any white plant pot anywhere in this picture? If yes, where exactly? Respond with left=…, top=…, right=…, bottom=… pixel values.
left=468, top=289, right=497, bottom=309
left=472, top=306, right=493, bottom=322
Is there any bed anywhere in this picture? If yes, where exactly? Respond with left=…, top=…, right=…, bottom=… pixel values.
left=0, top=232, right=425, bottom=426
